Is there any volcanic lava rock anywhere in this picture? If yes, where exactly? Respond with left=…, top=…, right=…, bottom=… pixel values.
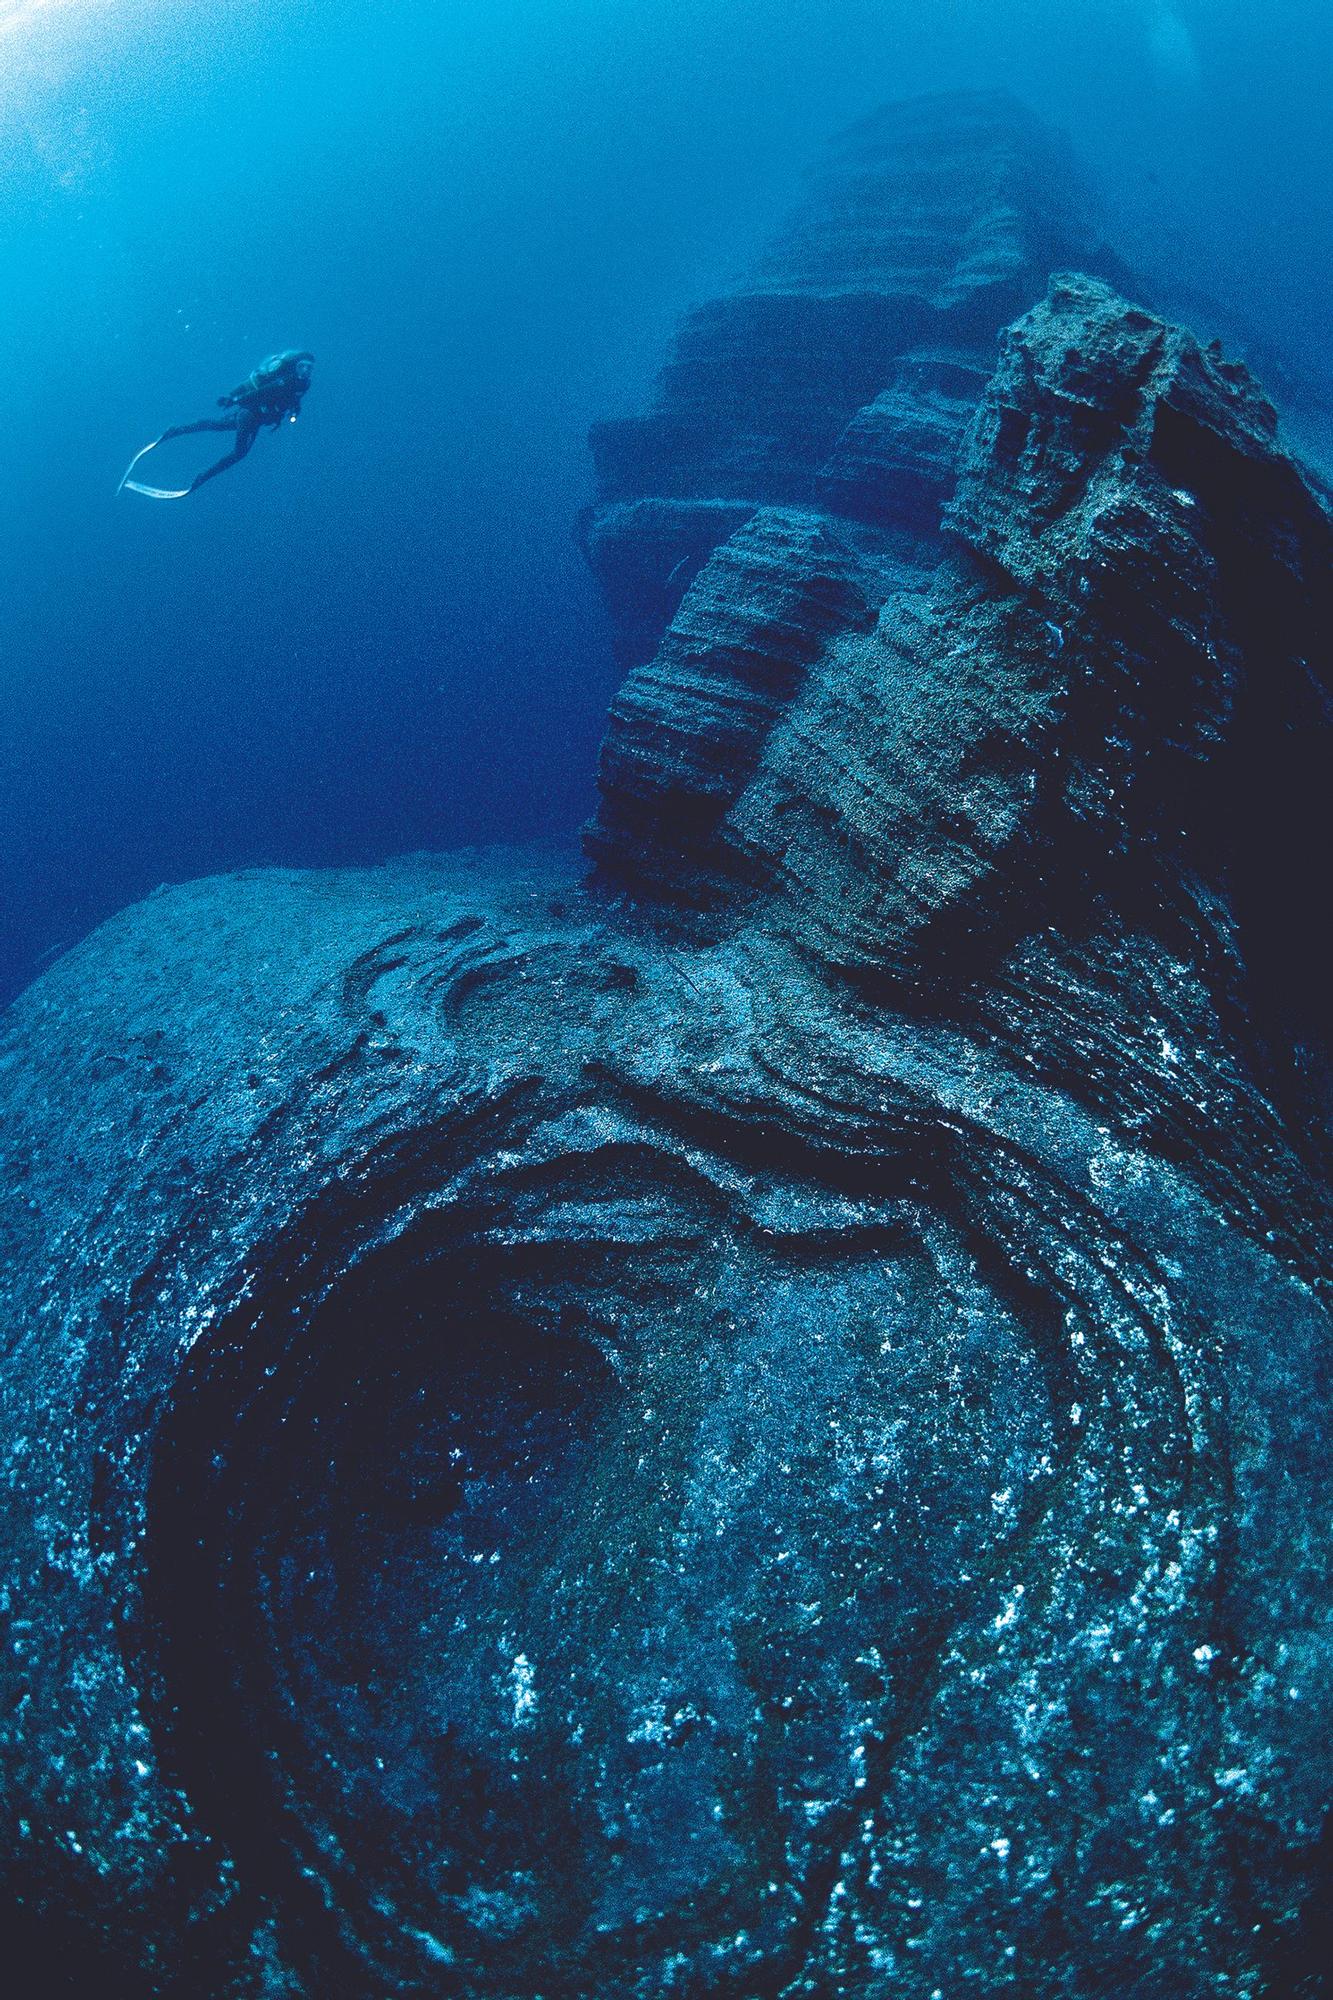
left=1, top=98, right=1330, bottom=2000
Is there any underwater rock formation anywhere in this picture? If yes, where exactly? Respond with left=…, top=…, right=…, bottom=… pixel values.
left=582, top=89, right=1130, bottom=678
left=1, top=95, right=1330, bottom=2000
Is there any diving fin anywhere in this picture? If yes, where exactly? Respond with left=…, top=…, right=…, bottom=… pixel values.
left=121, top=480, right=193, bottom=500
left=117, top=438, right=191, bottom=501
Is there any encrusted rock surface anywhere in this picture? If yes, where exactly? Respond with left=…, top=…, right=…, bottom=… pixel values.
left=1, top=95, right=1330, bottom=2000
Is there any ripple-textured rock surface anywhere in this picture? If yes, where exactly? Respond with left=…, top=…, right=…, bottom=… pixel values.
left=1, top=96, right=1330, bottom=2000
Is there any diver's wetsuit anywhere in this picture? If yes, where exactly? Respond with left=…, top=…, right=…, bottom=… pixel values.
left=140, top=350, right=314, bottom=495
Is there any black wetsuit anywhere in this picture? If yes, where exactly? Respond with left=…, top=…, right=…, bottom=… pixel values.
left=157, top=352, right=314, bottom=493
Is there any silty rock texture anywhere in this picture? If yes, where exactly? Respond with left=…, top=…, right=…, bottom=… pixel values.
left=1, top=98, right=1330, bottom=2000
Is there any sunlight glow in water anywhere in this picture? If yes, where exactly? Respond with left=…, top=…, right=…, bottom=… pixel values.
left=0, top=0, right=154, bottom=112
left=0, top=0, right=93, bottom=35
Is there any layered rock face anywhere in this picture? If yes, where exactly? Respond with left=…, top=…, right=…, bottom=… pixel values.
left=582, top=90, right=1129, bottom=677
left=1, top=97, right=1330, bottom=2000
left=585, top=91, right=1135, bottom=901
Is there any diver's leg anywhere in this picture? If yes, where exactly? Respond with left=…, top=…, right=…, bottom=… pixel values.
left=187, top=414, right=260, bottom=493
left=158, top=418, right=238, bottom=443
left=118, top=415, right=239, bottom=494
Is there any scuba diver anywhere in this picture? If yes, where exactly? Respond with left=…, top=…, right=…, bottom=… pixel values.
left=118, top=350, right=315, bottom=500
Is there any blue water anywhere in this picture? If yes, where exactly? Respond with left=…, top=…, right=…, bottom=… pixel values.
left=2, top=0, right=1330, bottom=1002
